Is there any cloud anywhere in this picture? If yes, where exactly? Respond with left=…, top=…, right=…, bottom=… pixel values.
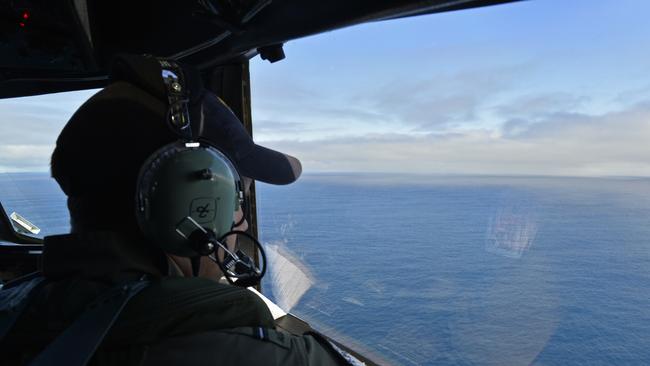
left=0, top=144, right=54, bottom=172
left=254, top=119, right=339, bottom=136
left=253, top=63, right=532, bottom=136
left=251, top=54, right=650, bottom=177
left=495, top=93, right=588, bottom=120
left=614, top=83, right=650, bottom=106
left=0, top=89, right=97, bottom=172
left=0, top=105, right=67, bottom=145
left=258, top=101, right=650, bottom=177
left=351, top=65, right=530, bottom=131
left=254, top=120, right=311, bottom=134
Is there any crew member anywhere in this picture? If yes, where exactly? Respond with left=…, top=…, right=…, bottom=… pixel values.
left=0, top=55, right=352, bottom=366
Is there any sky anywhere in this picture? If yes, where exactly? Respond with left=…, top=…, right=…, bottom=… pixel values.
left=1, top=0, right=650, bottom=176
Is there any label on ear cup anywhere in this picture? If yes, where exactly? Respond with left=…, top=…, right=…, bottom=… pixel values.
left=190, top=197, right=218, bottom=223
left=135, top=141, right=241, bottom=256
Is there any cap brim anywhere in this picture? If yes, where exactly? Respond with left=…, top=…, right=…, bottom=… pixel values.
left=238, top=144, right=302, bottom=185
left=198, top=91, right=302, bottom=185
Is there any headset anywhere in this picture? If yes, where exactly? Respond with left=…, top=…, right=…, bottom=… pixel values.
left=134, top=58, right=265, bottom=286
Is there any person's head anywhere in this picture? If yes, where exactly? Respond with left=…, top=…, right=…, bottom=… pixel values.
left=50, top=55, right=301, bottom=262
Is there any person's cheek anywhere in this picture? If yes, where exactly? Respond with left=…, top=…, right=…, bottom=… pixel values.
left=226, top=233, right=237, bottom=251
left=237, top=219, right=249, bottom=232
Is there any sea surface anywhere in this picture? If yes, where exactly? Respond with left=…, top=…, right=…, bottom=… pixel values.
left=1, top=173, right=649, bottom=366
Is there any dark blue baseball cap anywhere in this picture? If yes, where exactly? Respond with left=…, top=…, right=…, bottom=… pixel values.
left=110, top=54, right=302, bottom=185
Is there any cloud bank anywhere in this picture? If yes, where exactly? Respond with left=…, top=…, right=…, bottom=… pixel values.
left=255, top=90, right=650, bottom=177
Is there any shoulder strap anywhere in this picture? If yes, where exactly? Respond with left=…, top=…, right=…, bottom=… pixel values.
left=0, top=274, right=47, bottom=343
left=28, top=278, right=150, bottom=366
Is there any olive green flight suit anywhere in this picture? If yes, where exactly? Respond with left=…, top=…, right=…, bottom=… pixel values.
left=0, top=232, right=349, bottom=366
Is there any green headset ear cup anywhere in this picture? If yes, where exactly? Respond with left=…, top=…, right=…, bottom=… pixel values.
left=135, top=141, right=241, bottom=256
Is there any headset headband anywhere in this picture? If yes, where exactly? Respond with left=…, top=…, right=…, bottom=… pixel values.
left=158, top=59, right=193, bottom=141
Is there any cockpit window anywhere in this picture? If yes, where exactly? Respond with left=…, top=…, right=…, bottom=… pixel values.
left=0, top=90, right=96, bottom=239
left=0, top=0, right=649, bottom=364
left=252, top=0, right=650, bottom=364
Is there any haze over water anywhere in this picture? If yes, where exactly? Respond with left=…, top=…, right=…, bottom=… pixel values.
left=1, top=173, right=649, bottom=365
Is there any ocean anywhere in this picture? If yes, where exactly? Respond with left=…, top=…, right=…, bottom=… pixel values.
left=1, top=173, right=650, bottom=365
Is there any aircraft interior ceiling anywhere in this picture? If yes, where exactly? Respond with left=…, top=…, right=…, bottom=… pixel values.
left=0, top=0, right=521, bottom=98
